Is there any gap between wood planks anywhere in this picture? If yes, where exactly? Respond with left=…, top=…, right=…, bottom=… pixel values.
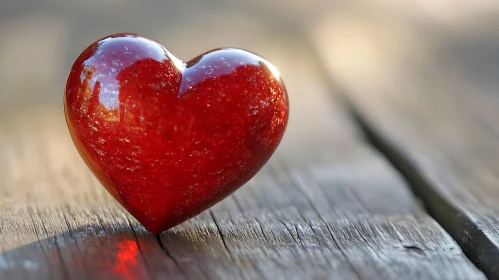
left=289, top=20, right=495, bottom=275
left=346, top=102, right=498, bottom=279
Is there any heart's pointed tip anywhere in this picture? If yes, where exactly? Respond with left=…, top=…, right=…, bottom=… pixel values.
left=141, top=222, right=169, bottom=234
left=150, top=229, right=165, bottom=235
left=139, top=218, right=178, bottom=234
left=144, top=226, right=167, bottom=235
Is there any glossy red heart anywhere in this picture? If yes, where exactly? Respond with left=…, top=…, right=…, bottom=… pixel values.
left=64, top=33, right=288, bottom=233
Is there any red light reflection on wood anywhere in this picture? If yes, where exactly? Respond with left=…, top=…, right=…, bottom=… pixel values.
left=112, top=240, right=140, bottom=280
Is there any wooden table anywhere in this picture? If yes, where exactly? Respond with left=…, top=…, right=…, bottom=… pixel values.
left=1, top=1, right=499, bottom=279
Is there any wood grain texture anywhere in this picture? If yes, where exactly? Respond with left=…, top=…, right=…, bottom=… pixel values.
left=313, top=12, right=499, bottom=279
left=0, top=1, right=485, bottom=279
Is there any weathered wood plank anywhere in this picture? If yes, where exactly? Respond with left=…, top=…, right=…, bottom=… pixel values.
left=0, top=1, right=484, bottom=279
left=313, top=11, right=499, bottom=278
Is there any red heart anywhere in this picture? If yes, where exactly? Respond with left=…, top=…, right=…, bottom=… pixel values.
left=64, top=33, right=288, bottom=233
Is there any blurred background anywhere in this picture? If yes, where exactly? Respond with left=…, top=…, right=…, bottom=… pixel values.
left=2, top=0, right=499, bottom=115
left=2, top=0, right=499, bottom=219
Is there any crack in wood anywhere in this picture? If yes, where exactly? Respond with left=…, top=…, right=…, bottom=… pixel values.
left=289, top=180, right=363, bottom=279
left=208, top=210, right=233, bottom=260
left=26, top=207, right=54, bottom=275
left=124, top=216, right=153, bottom=280
left=155, top=234, right=180, bottom=268
left=34, top=206, right=70, bottom=279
